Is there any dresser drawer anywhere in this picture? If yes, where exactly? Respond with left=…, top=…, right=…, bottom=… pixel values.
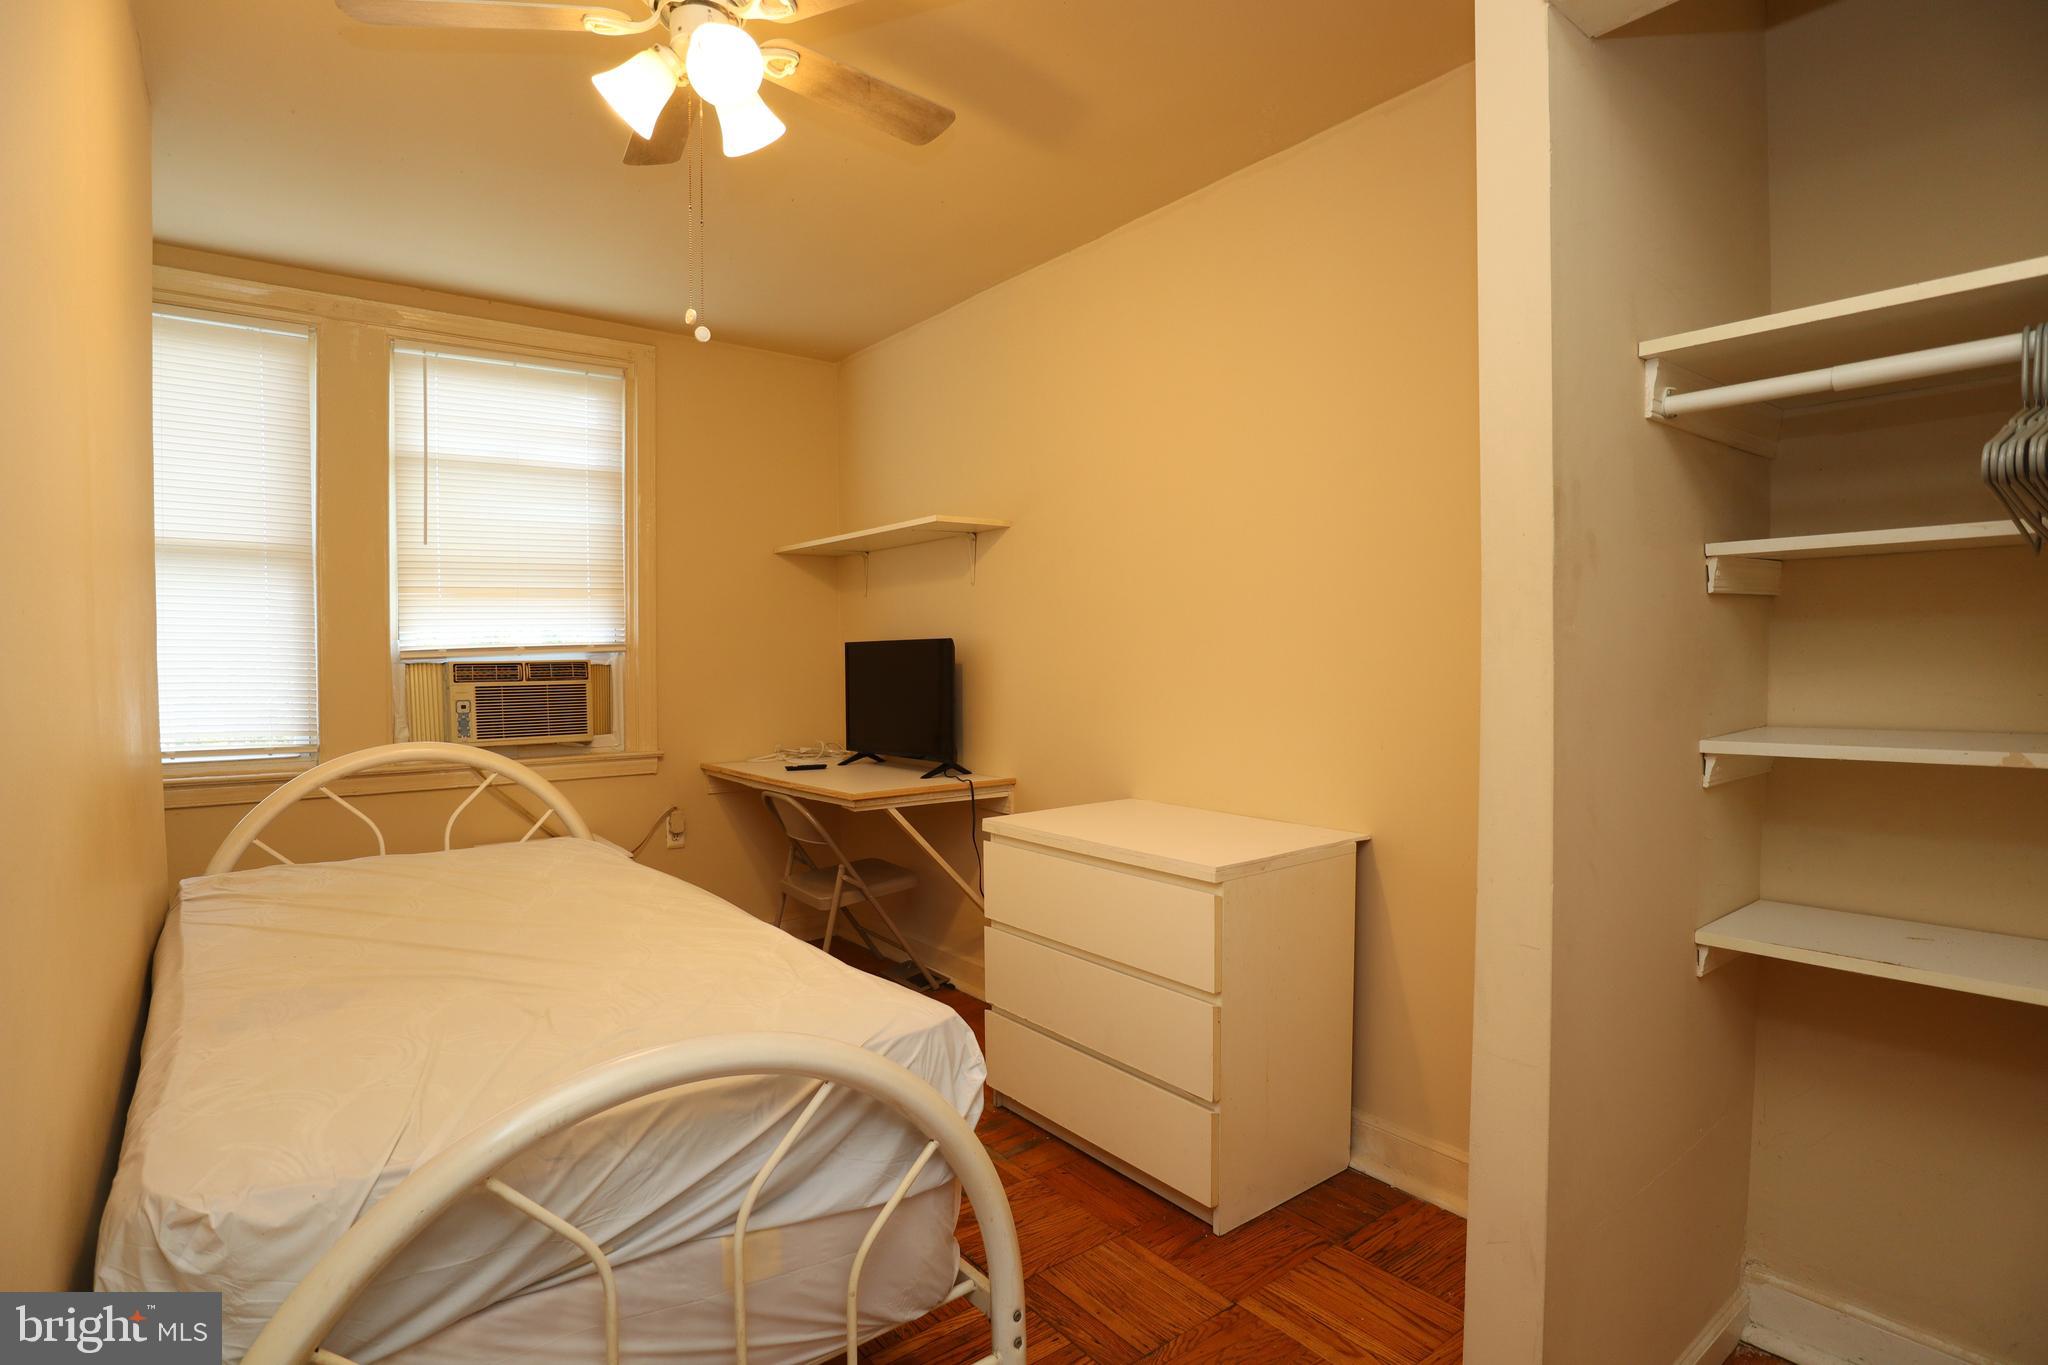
left=988, top=1012, right=1216, bottom=1205
left=986, top=927, right=1218, bottom=1099
left=985, top=840, right=1219, bottom=991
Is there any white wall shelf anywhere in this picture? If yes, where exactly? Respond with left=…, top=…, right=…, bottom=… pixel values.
left=1701, top=726, right=2048, bottom=770
left=1704, top=521, right=2029, bottom=595
left=1640, top=255, right=2048, bottom=455
left=776, top=515, right=1010, bottom=557
left=1695, top=900, right=2048, bottom=1008
left=1707, top=520, right=2026, bottom=562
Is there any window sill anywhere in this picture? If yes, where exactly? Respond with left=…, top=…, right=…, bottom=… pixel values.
left=163, top=749, right=663, bottom=811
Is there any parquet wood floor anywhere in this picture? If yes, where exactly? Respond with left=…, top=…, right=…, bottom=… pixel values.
left=840, top=961, right=1786, bottom=1365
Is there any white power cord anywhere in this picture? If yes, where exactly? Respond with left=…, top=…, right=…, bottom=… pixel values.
left=627, top=805, right=678, bottom=860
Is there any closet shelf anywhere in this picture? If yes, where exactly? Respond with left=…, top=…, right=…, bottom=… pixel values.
left=1701, top=726, right=2048, bottom=770
left=1706, top=520, right=2026, bottom=562
left=1641, top=256, right=2048, bottom=393
left=776, top=515, right=1009, bottom=557
left=1695, top=900, right=2048, bottom=1008
left=1703, top=522, right=2029, bottom=593
left=1639, top=255, right=2048, bottom=456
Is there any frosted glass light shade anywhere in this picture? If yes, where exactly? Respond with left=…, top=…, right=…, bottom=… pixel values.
left=684, top=20, right=765, bottom=104
left=592, top=47, right=680, bottom=139
left=713, top=92, right=786, bottom=157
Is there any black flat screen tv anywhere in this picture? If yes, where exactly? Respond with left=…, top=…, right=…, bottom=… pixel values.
left=844, top=638, right=956, bottom=765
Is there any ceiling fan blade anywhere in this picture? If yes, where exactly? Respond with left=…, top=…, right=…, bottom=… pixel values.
left=623, top=94, right=693, bottom=165
left=336, top=0, right=646, bottom=32
left=762, top=41, right=955, bottom=146
left=733, top=0, right=875, bottom=21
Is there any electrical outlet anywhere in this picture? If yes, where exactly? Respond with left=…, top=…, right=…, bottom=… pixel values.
left=663, top=808, right=686, bottom=850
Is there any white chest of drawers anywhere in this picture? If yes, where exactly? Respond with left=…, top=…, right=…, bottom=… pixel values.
left=981, top=799, right=1365, bottom=1234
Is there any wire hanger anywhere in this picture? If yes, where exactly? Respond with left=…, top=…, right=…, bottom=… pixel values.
left=1982, top=322, right=2048, bottom=551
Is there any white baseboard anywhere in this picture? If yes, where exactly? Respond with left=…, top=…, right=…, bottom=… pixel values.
left=1348, top=1110, right=1469, bottom=1214
left=1675, top=1287, right=1749, bottom=1365
left=1742, top=1268, right=1993, bottom=1365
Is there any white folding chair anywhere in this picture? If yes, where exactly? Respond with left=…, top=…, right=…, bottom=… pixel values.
left=762, top=792, right=948, bottom=990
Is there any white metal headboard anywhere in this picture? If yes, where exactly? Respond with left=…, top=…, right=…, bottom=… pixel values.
left=205, top=742, right=596, bottom=875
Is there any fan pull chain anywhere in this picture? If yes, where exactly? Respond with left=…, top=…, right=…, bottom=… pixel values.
left=684, top=94, right=712, bottom=344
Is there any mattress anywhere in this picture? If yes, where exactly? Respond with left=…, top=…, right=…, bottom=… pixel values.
left=385, top=1185, right=963, bottom=1365
left=96, top=838, right=986, bottom=1363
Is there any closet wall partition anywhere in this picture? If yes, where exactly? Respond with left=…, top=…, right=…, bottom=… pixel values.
left=1471, top=0, right=2048, bottom=1360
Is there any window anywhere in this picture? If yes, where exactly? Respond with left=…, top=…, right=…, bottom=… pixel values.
left=152, top=310, right=318, bottom=762
left=390, top=345, right=628, bottom=654
left=156, top=264, right=657, bottom=802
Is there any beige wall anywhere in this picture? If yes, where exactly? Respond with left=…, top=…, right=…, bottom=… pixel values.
left=1765, top=0, right=2048, bottom=310
left=1465, top=0, right=1557, bottom=1351
left=1471, top=1, right=1776, bottom=1358
left=155, top=248, right=845, bottom=916
left=833, top=67, right=1480, bottom=1201
left=1539, top=4, right=1773, bottom=1360
left=0, top=1, right=166, bottom=1288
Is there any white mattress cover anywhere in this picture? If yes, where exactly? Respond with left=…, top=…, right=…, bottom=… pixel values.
left=385, top=1185, right=962, bottom=1365
left=96, top=839, right=985, bottom=1362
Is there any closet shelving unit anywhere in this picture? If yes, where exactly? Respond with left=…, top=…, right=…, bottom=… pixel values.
left=1644, top=256, right=2048, bottom=1004
left=1642, top=254, right=2048, bottom=457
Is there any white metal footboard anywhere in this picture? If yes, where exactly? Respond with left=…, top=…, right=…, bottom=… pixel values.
left=242, top=1035, right=1026, bottom=1365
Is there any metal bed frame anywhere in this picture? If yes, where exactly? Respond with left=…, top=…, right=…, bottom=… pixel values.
left=206, top=743, right=1025, bottom=1365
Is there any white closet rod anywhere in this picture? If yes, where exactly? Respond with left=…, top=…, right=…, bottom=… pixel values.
left=1655, top=332, right=2021, bottom=417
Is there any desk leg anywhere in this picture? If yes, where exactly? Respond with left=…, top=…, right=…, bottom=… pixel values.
left=885, top=806, right=986, bottom=911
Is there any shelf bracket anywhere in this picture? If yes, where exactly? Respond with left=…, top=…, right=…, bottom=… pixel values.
left=1702, top=753, right=1774, bottom=789
left=1706, top=556, right=1783, bottom=596
left=1695, top=942, right=1741, bottom=978
left=1644, top=357, right=1780, bottom=459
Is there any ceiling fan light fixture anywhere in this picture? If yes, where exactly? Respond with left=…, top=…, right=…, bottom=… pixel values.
left=591, top=46, right=682, bottom=139
left=684, top=18, right=786, bottom=156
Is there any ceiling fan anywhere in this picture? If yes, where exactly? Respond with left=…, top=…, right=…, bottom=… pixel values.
left=335, top=0, right=957, bottom=163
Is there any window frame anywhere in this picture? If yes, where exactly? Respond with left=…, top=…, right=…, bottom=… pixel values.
left=155, top=267, right=660, bottom=807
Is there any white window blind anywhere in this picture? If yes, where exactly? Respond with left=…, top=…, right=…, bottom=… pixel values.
left=392, top=346, right=628, bottom=653
left=153, top=309, right=318, bottom=760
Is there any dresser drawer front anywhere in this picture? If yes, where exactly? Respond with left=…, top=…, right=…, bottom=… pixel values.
left=988, top=1013, right=1216, bottom=1205
left=986, top=928, right=1218, bottom=1099
left=985, top=840, right=1219, bottom=990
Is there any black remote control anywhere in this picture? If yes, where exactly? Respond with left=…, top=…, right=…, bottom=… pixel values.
left=784, top=763, right=827, bottom=771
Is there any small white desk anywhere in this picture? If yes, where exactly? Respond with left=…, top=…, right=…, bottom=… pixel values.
left=701, top=758, right=1016, bottom=910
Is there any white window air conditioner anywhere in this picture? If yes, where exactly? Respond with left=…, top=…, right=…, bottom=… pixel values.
left=404, top=660, right=612, bottom=747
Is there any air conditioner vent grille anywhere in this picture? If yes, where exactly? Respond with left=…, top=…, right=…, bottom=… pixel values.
left=452, top=661, right=523, bottom=683
left=448, top=660, right=592, bottom=683
left=470, top=681, right=591, bottom=741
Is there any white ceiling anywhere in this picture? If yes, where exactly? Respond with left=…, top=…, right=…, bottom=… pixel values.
left=134, top=0, right=1472, bottom=359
